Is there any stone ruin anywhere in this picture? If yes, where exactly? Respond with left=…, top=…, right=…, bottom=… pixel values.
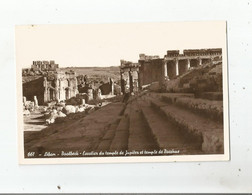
left=120, top=48, right=222, bottom=93
left=43, top=70, right=78, bottom=103
left=22, top=59, right=120, bottom=128
left=31, top=60, right=59, bottom=71
left=77, top=74, right=115, bottom=100
left=22, top=60, right=59, bottom=76
left=23, top=61, right=117, bottom=121
left=120, top=60, right=140, bottom=94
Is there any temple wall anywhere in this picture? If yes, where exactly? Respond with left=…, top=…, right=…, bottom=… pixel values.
left=139, top=59, right=163, bottom=86
left=121, top=48, right=222, bottom=92
left=23, top=77, right=45, bottom=105
left=45, top=75, right=78, bottom=103
left=178, top=60, right=188, bottom=75
left=31, top=60, right=59, bottom=72
left=167, top=60, right=177, bottom=79
left=99, top=83, right=111, bottom=95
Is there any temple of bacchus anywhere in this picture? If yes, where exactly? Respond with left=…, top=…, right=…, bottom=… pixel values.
left=22, top=61, right=115, bottom=105
left=22, top=61, right=79, bottom=105
left=120, top=48, right=222, bottom=94
left=43, top=70, right=78, bottom=103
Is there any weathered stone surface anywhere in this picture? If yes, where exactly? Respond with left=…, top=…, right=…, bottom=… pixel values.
left=63, top=105, right=76, bottom=114
left=149, top=96, right=223, bottom=154
left=140, top=102, right=200, bottom=152
left=57, top=111, right=66, bottom=118
left=25, top=102, right=125, bottom=156
left=46, top=118, right=55, bottom=124
left=121, top=49, right=222, bottom=93
left=76, top=106, right=85, bottom=113
left=161, top=93, right=223, bottom=123
left=128, top=100, right=158, bottom=151
left=34, top=96, right=38, bottom=107
left=23, top=96, right=26, bottom=104
left=23, top=109, right=30, bottom=116
left=23, top=62, right=78, bottom=105
left=109, top=115, right=129, bottom=151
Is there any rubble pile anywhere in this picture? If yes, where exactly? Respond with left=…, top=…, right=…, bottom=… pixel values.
left=164, top=61, right=222, bottom=95
left=23, top=95, right=100, bottom=125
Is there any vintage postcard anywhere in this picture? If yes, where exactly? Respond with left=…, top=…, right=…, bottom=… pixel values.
left=16, top=21, right=229, bottom=164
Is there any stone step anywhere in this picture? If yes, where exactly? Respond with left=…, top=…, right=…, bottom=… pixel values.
left=109, top=103, right=131, bottom=151
left=148, top=96, right=223, bottom=154
left=128, top=100, right=159, bottom=151
left=138, top=98, right=202, bottom=154
left=158, top=93, right=223, bottom=123
left=96, top=117, right=121, bottom=151
left=198, top=92, right=223, bottom=101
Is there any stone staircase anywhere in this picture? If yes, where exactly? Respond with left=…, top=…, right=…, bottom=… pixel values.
left=98, top=91, right=223, bottom=155
left=26, top=91, right=224, bottom=157
left=96, top=97, right=159, bottom=155
left=147, top=93, right=224, bottom=154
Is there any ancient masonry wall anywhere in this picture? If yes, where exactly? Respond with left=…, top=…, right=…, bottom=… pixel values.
left=138, top=58, right=163, bottom=86
left=43, top=71, right=78, bottom=103
left=23, top=77, right=45, bottom=104
left=31, top=60, right=59, bottom=71
left=120, top=48, right=222, bottom=93
left=99, top=78, right=114, bottom=95
left=23, top=62, right=79, bottom=105
left=23, top=63, right=116, bottom=105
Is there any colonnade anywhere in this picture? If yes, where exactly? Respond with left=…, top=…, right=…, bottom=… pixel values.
left=120, top=67, right=139, bottom=94
left=162, top=57, right=211, bottom=79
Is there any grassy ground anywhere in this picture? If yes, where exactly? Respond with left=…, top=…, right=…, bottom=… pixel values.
left=22, top=66, right=121, bottom=86
left=62, top=66, right=120, bottom=82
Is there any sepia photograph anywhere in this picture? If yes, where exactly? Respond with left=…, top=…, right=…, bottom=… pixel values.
left=16, top=21, right=229, bottom=164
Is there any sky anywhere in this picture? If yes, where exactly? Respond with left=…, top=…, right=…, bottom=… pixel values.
left=15, top=21, right=226, bottom=68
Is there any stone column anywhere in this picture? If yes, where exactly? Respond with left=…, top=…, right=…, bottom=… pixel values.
left=199, top=58, right=202, bottom=66
left=164, top=61, right=168, bottom=77
left=74, top=77, right=78, bottom=95
left=67, top=88, right=71, bottom=99
left=126, top=71, right=130, bottom=89
left=47, top=88, right=50, bottom=101
left=34, top=96, right=38, bottom=107
left=110, top=78, right=114, bottom=95
left=120, top=71, right=123, bottom=94
left=87, top=89, right=93, bottom=100
left=175, top=59, right=179, bottom=76
left=97, top=88, right=102, bottom=99
left=129, top=70, right=133, bottom=93
left=211, top=57, right=214, bottom=65
left=55, top=89, right=59, bottom=102
left=81, top=98, right=85, bottom=105
left=187, top=59, right=191, bottom=70
left=23, top=96, right=26, bottom=105
left=55, top=79, right=59, bottom=102
left=137, top=70, right=141, bottom=90
left=43, top=77, right=48, bottom=103
left=120, top=71, right=125, bottom=94
left=135, top=73, right=139, bottom=91
left=161, top=61, right=168, bottom=85
left=53, top=89, right=56, bottom=100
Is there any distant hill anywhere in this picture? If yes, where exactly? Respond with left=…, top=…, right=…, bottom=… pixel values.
left=61, top=66, right=120, bottom=83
